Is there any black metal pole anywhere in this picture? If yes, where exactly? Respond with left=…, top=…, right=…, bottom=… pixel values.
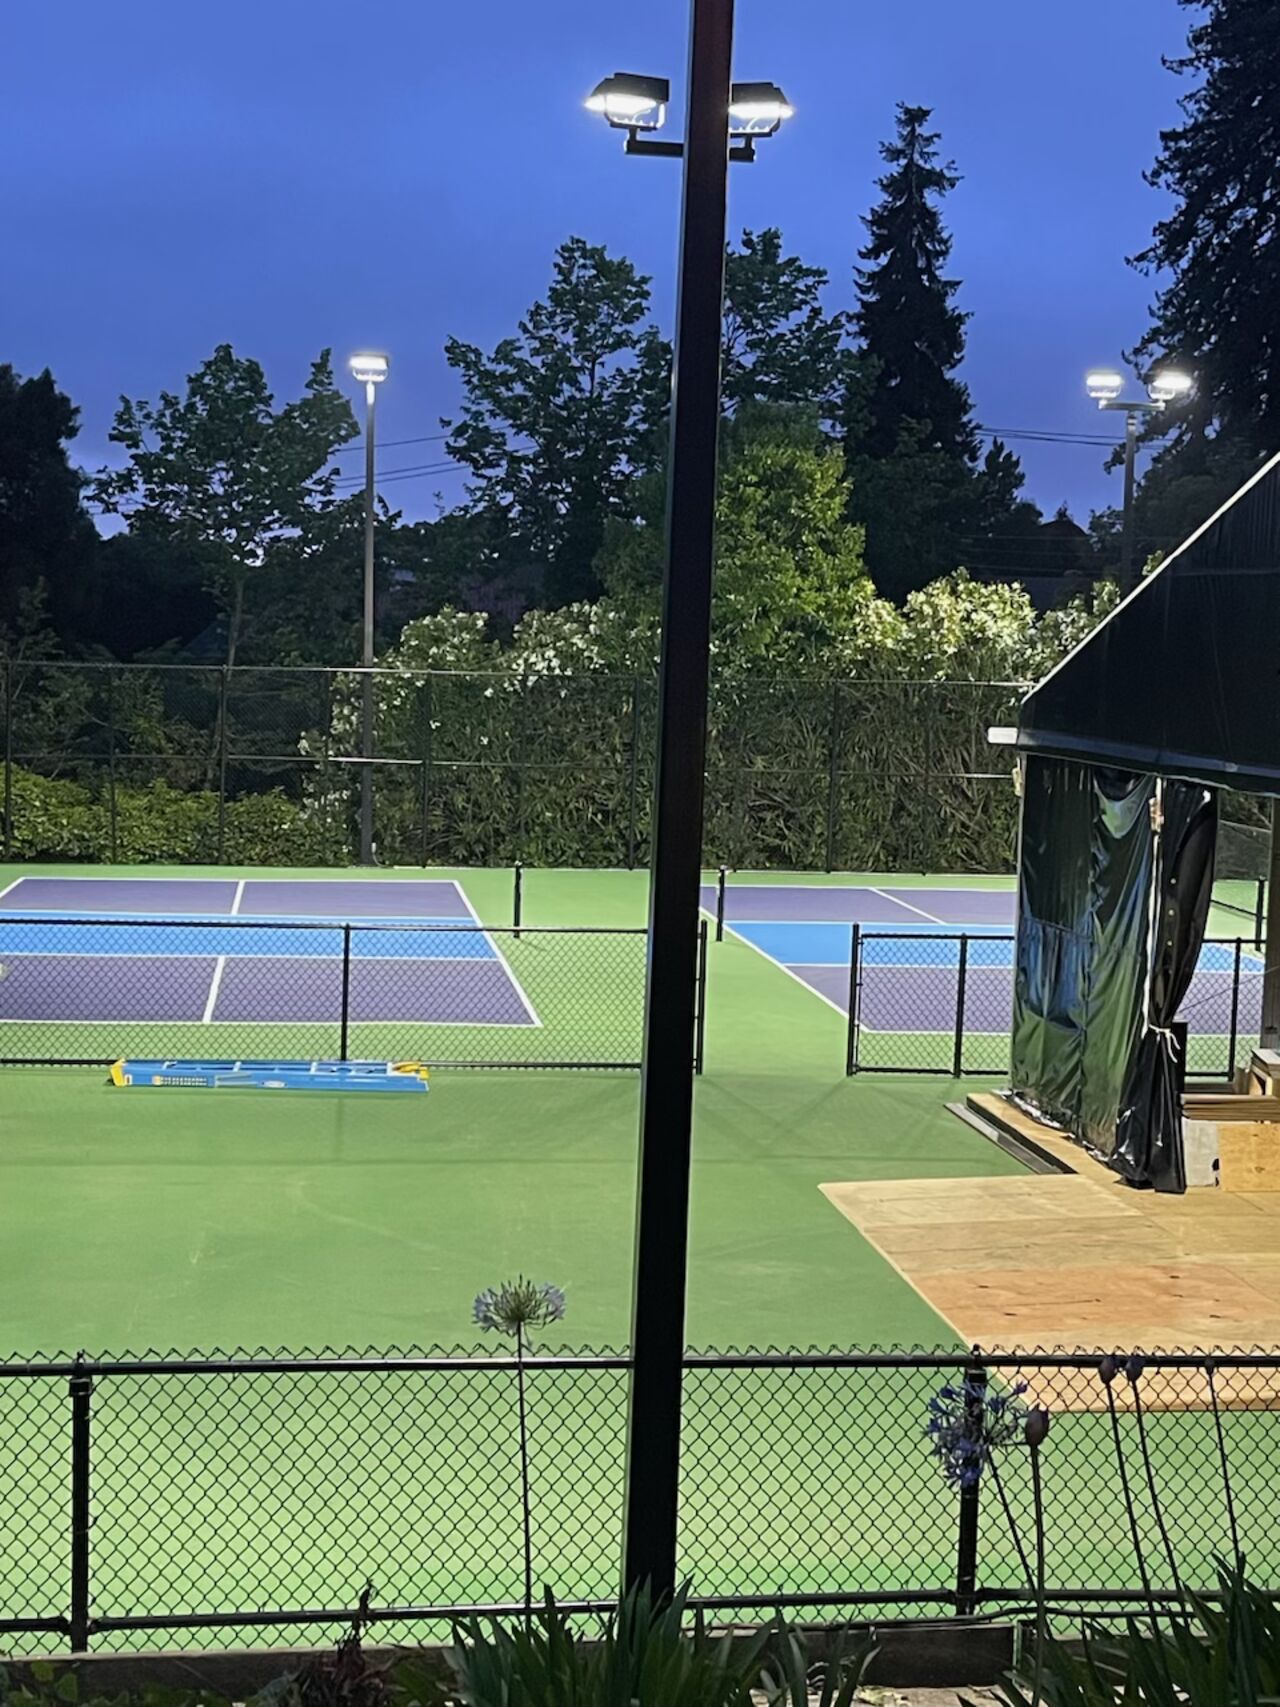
left=106, top=668, right=118, bottom=865
left=715, top=864, right=727, bottom=942
left=421, top=673, right=434, bottom=869
left=69, top=1360, right=93, bottom=1651
left=623, top=0, right=734, bottom=1600
left=845, top=922, right=862, bottom=1076
left=1228, top=937, right=1242, bottom=1080
left=2, top=660, right=11, bottom=859
left=626, top=676, right=642, bottom=871
left=824, top=682, right=841, bottom=873
left=694, top=919, right=709, bottom=1075
left=216, top=665, right=229, bottom=866
left=952, top=934, right=970, bottom=1079
left=1262, top=804, right=1280, bottom=1049
left=1119, top=409, right=1139, bottom=596
left=1255, top=877, right=1266, bottom=953
left=954, top=1352, right=986, bottom=1617
left=339, top=924, right=352, bottom=1062
left=513, top=861, right=523, bottom=937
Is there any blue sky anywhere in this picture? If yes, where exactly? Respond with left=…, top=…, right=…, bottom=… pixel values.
left=1, top=0, right=1189, bottom=529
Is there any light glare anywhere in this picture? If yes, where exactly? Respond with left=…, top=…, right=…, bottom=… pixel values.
left=349, top=352, right=389, bottom=385
left=1148, top=369, right=1194, bottom=404
left=1086, top=369, right=1124, bottom=401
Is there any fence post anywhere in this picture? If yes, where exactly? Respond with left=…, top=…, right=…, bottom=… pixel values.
left=954, top=1351, right=986, bottom=1617
left=1228, top=937, right=1243, bottom=1081
left=105, top=669, right=118, bottom=864
left=715, top=865, right=727, bottom=943
left=511, top=672, right=529, bottom=864
left=845, top=923, right=862, bottom=1076
left=824, top=682, right=841, bottom=873
left=694, top=919, right=709, bottom=1074
left=69, top=1357, right=93, bottom=1651
left=513, top=862, right=523, bottom=937
left=626, top=676, right=642, bottom=871
left=3, top=660, right=12, bottom=860
left=952, top=934, right=970, bottom=1078
left=339, top=924, right=352, bottom=1062
left=215, top=666, right=230, bottom=865
left=420, top=674, right=434, bottom=869
left=1256, top=879, right=1267, bottom=953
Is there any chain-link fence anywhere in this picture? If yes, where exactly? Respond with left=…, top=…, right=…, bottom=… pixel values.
left=847, top=931, right=1261, bottom=1079
left=1, top=662, right=1026, bottom=873
left=0, top=1345, right=1274, bottom=1652
left=0, top=917, right=705, bottom=1071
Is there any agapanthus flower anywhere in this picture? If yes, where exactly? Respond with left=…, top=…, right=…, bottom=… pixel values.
left=473, top=1276, right=567, bottom=1340
left=926, top=1377, right=1030, bottom=1489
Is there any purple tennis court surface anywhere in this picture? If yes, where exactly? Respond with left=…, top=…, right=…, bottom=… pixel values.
left=702, top=883, right=1258, bottom=1054
left=0, top=876, right=537, bottom=1028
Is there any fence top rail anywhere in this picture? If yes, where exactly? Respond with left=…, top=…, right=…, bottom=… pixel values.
left=0, top=915, right=648, bottom=939
left=1, top=659, right=1035, bottom=690
left=4, top=1346, right=1279, bottom=1378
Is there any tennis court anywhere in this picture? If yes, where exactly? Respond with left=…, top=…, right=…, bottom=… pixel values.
left=706, top=879, right=1264, bottom=1074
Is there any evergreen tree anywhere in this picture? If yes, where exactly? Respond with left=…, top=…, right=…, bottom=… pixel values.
left=0, top=365, right=97, bottom=640
left=1131, top=0, right=1280, bottom=453
left=854, top=104, right=977, bottom=462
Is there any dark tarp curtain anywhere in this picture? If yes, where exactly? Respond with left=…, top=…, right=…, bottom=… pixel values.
left=1112, top=780, right=1218, bottom=1193
left=1011, top=757, right=1155, bottom=1153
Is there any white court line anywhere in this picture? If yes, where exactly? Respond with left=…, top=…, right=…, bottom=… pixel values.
left=449, top=880, right=543, bottom=1028
left=713, top=919, right=851, bottom=1022
left=202, top=879, right=244, bottom=1023
left=0, top=876, right=26, bottom=903
left=866, top=886, right=948, bottom=925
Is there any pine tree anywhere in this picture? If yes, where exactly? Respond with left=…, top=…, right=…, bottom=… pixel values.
left=1131, top=0, right=1280, bottom=452
left=854, top=104, right=977, bottom=463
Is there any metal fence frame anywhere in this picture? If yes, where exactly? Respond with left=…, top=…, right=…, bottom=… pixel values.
left=847, top=931, right=1258, bottom=1080
left=0, top=1343, right=1275, bottom=1651
left=0, top=917, right=709, bottom=1073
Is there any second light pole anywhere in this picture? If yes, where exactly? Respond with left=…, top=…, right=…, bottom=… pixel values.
left=1085, top=365, right=1193, bottom=595
left=349, top=351, right=389, bottom=864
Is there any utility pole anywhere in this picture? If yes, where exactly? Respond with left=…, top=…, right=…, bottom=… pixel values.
left=348, top=352, right=389, bottom=864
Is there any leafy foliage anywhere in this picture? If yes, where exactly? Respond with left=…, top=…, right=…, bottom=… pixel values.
left=0, top=365, right=97, bottom=636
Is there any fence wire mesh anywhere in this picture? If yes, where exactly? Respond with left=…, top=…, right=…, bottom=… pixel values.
left=2, top=662, right=1027, bottom=873
left=848, top=931, right=1259, bottom=1079
left=0, top=1347, right=1275, bottom=1652
left=0, top=917, right=663, bottom=1070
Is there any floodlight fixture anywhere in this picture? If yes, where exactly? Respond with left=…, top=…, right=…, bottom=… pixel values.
left=1147, top=368, right=1194, bottom=405
left=585, top=72, right=670, bottom=132
left=349, top=352, right=389, bottom=388
left=728, top=80, right=794, bottom=136
left=1086, top=369, right=1124, bottom=402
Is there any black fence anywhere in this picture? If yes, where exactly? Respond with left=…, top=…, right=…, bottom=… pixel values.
left=1, top=661, right=1026, bottom=874
left=0, top=1344, right=1275, bottom=1653
left=0, top=917, right=707, bottom=1073
left=847, top=931, right=1261, bottom=1080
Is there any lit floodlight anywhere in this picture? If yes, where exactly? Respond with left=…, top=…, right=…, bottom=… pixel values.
left=729, top=80, right=794, bottom=136
left=1086, top=368, right=1124, bottom=402
left=585, top=72, right=669, bottom=132
left=1147, top=369, right=1194, bottom=405
left=349, top=352, right=389, bottom=386
left=987, top=726, right=1019, bottom=747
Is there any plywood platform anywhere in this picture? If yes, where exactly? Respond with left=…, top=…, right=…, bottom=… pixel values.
left=821, top=1142, right=1280, bottom=1406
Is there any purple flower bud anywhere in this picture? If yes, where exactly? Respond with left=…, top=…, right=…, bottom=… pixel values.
left=1099, top=1355, right=1120, bottom=1386
left=1024, top=1406, right=1051, bottom=1448
left=1125, top=1354, right=1146, bottom=1385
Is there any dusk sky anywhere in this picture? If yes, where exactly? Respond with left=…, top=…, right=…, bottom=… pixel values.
left=3, top=0, right=1189, bottom=532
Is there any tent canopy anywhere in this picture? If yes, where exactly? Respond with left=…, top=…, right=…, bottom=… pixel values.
left=1017, top=451, right=1280, bottom=796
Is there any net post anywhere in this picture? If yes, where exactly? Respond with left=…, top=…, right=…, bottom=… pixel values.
left=339, top=923, right=352, bottom=1062
left=694, top=918, right=709, bottom=1074
left=626, top=675, right=642, bottom=871
left=715, top=865, right=727, bottom=942
left=513, top=861, right=524, bottom=939
left=953, top=1349, right=986, bottom=1617
left=106, top=667, right=118, bottom=864
left=845, top=922, right=861, bottom=1076
left=1256, top=879, right=1266, bottom=952
left=1228, top=937, right=1242, bottom=1080
left=69, top=1356, right=93, bottom=1652
left=420, top=673, right=434, bottom=869
left=952, top=934, right=970, bottom=1078
left=824, top=681, right=841, bottom=873
left=2, top=659, right=11, bottom=859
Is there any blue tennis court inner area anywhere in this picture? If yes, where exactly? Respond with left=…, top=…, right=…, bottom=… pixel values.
left=0, top=876, right=537, bottom=1027
left=702, top=882, right=1263, bottom=1048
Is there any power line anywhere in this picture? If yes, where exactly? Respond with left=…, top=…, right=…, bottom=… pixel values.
left=333, top=459, right=463, bottom=488
left=333, top=432, right=450, bottom=455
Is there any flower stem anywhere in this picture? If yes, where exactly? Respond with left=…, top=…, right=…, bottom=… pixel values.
left=516, top=1325, right=533, bottom=1619
left=986, top=1449, right=1034, bottom=1595
left=1132, top=1382, right=1184, bottom=1605
left=1205, top=1362, right=1242, bottom=1570
left=1029, top=1443, right=1046, bottom=1707
left=1105, top=1383, right=1158, bottom=1618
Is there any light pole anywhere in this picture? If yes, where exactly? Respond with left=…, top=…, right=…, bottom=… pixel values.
left=1085, top=366, right=1193, bottom=595
left=349, top=351, right=389, bottom=864
left=587, top=25, right=792, bottom=1598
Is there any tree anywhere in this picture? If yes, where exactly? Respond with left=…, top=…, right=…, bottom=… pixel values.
left=92, top=346, right=357, bottom=668
left=1131, top=0, right=1280, bottom=454
left=442, top=237, right=667, bottom=608
left=853, top=104, right=976, bottom=463
left=722, top=229, right=848, bottom=420
left=0, top=365, right=97, bottom=640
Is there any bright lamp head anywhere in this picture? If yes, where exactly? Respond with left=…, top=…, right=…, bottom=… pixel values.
left=349, top=352, right=389, bottom=386
left=585, top=72, right=669, bottom=131
left=1086, top=369, right=1124, bottom=402
left=729, top=80, right=794, bottom=136
left=1147, top=369, right=1194, bottom=405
